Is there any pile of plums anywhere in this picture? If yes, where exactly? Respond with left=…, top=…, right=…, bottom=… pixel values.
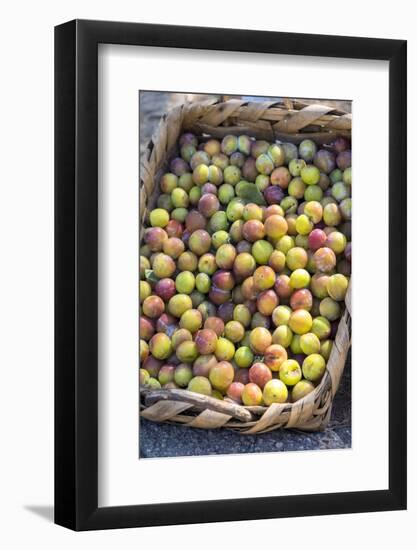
left=139, top=132, right=351, bottom=406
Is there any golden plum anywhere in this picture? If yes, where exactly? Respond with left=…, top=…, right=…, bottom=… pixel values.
left=215, top=337, right=235, bottom=361
left=158, top=364, right=176, bottom=385
left=302, top=354, right=326, bottom=382
left=216, top=244, right=237, bottom=270
left=242, top=219, right=265, bottom=242
left=152, top=253, right=176, bottom=278
left=252, top=240, right=274, bottom=265
left=292, top=379, right=315, bottom=402
left=234, top=346, right=254, bottom=369
left=289, top=309, right=313, bottom=334
left=180, top=309, right=203, bottom=333
left=149, top=333, right=172, bottom=360
left=242, top=383, right=263, bottom=406
left=279, top=359, right=302, bottom=386
left=319, top=297, right=341, bottom=321
left=176, top=340, right=199, bottom=363
left=209, top=361, right=235, bottom=392
left=272, top=325, right=293, bottom=348
left=187, top=376, right=212, bottom=396
left=326, top=273, right=348, bottom=301
left=168, top=294, right=193, bottom=317
left=171, top=328, right=193, bottom=350
left=263, top=379, right=288, bottom=405
left=300, top=332, right=321, bottom=355
left=249, top=327, right=272, bottom=354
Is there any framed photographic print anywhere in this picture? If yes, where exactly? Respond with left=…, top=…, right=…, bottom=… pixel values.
left=55, top=20, right=407, bottom=530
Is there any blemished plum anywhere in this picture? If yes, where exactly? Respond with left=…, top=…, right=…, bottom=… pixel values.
left=209, top=361, right=235, bottom=392
left=198, top=253, right=217, bottom=275
left=290, top=288, right=313, bottom=311
left=195, top=328, right=218, bottom=355
left=292, top=380, right=315, bottom=402
left=160, top=173, right=178, bottom=193
left=313, top=247, right=336, bottom=272
left=279, top=359, right=302, bottom=386
left=326, top=273, right=349, bottom=301
left=249, top=362, right=272, bottom=389
left=299, top=139, right=317, bottom=162
left=242, top=383, right=264, bottom=406
left=250, top=327, right=272, bottom=354
left=253, top=266, right=276, bottom=291
left=156, top=313, right=177, bottom=335
left=227, top=381, right=245, bottom=403
left=302, top=354, right=326, bottom=382
left=263, top=379, right=288, bottom=405
left=319, top=297, right=342, bottom=321
left=264, top=344, right=287, bottom=372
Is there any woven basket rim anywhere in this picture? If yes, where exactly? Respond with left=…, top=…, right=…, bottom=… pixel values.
left=140, top=97, right=351, bottom=432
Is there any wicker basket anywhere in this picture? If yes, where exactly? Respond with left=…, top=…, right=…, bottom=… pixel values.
left=140, top=98, right=351, bottom=434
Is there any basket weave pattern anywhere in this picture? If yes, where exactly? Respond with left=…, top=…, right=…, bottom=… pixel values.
left=140, top=98, right=351, bottom=433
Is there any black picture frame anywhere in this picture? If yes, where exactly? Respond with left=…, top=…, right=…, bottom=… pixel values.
left=55, top=19, right=407, bottom=531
